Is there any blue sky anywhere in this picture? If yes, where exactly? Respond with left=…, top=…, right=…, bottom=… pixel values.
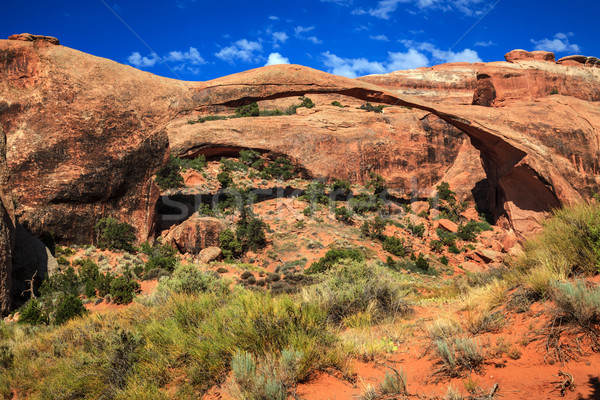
left=3, top=0, right=599, bottom=81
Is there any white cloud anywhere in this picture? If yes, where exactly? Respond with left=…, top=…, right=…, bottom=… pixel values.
left=268, top=15, right=279, bottom=20
left=294, top=26, right=315, bottom=36
left=164, top=47, right=205, bottom=65
left=294, top=26, right=322, bottom=45
left=353, top=0, right=487, bottom=19
left=531, top=33, right=580, bottom=54
left=321, top=41, right=480, bottom=78
left=265, top=52, right=290, bottom=66
left=215, top=39, right=263, bottom=63
left=127, top=47, right=208, bottom=73
left=320, top=0, right=353, bottom=4
left=272, top=31, right=289, bottom=45
left=127, top=52, right=159, bottom=68
left=370, top=34, right=390, bottom=41
left=474, top=40, right=495, bottom=47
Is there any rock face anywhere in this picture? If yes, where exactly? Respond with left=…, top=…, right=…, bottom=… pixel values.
left=0, top=124, right=15, bottom=316
left=164, top=214, right=225, bottom=255
left=1, top=36, right=599, bottom=244
left=504, top=49, right=555, bottom=63
left=0, top=36, right=188, bottom=244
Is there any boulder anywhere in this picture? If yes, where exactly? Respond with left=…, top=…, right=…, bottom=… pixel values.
left=504, top=49, right=555, bottom=63
left=197, top=246, right=222, bottom=264
left=437, top=219, right=458, bottom=233
left=164, top=214, right=225, bottom=255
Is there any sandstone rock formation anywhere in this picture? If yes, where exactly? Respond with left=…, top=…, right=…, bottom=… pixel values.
left=1, top=35, right=599, bottom=245
left=164, top=214, right=225, bottom=255
left=0, top=35, right=184, bottom=244
left=0, top=124, right=15, bottom=316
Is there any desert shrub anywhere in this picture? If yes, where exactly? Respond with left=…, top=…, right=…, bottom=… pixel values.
left=379, top=368, right=407, bottom=396
left=366, top=172, right=387, bottom=196
left=239, top=149, right=263, bottom=169
left=434, top=337, right=484, bottom=377
left=361, top=216, right=387, bottom=240
left=235, top=102, right=260, bottom=117
left=155, top=156, right=185, bottom=190
left=54, top=295, right=86, bottom=325
left=382, top=236, right=406, bottom=257
left=159, top=264, right=227, bottom=295
left=551, top=280, right=600, bottom=330
left=217, top=170, right=233, bottom=189
left=220, top=229, right=243, bottom=260
left=305, top=247, right=364, bottom=274
left=302, top=181, right=328, bottom=205
left=515, top=202, right=600, bottom=276
left=140, top=241, right=178, bottom=272
left=241, top=271, right=253, bottom=280
left=457, top=221, right=489, bottom=241
left=436, top=182, right=456, bottom=202
left=188, top=115, right=230, bottom=124
left=39, top=266, right=80, bottom=297
left=304, top=260, right=411, bottom=324
left=18, top=299, right=48, bottom=325
left=143, top=268, right=170, bottom=281
left=349, top=194, right=381, bottom=215
left=436, top=229, right=457, bottom=247
left=334, top=206, right=353, bottom=224
left=95, top=217, right=136, bottom=252
left=110, top=276, right=140, bottom=304
left=359, top=103, right=384, bottom=113
left=407, top=222, right=425, bottom=237
left=261, top=157, right=296, bottom=180
left=330, top=179, right=352, bottom=198
left=96, top=272, right=115, bottom=298
left=331, top=101, right=343, bottom=107
left=56, top=256, right=70, bottom=266
left=440, top=255, right=449, bottom=266
left=286, top=96, right=315, bottom=114
left=236, top=210, right=268, bottom=252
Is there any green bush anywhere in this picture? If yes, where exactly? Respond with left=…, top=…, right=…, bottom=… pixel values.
left=334, top=206, right=353, bottom=224
left=302, top=181, right=328, bottom=205
left=18, top=299, right=48, bottom=325
left=330, top=179, right=351, bottom=198
left=305, top=260, right=411, bottom=324
left=359, top=103, right=384, bottom=113
left=407, top=222, right=425, bottom=238
left=436, top=182, right=456, bottom=203
left=140, top=241, right=178, bottom=272
left=220, top=229, right=243, bottom=260
left=349, top=194, right=381, bottom=215
left=54, top=295, right=86, bottom=325
left=159, top=264, right=227, bottom=295
left=261, top=157, right=296, bottom=180
left=217, top=170, right=233, bottom=189
left=434, top=337, right=484, bottom=377
left=366, top=172, right=387, bottom=196
left=516, top=203, right=600, bottom=276
left=551, top=280, right=600, bottom=330
left=188, top=115, right=230, bottom=124
left=305, top=247, right=364, bottom=274
left=235, top=102, right=260, bottom=117
left=236, top=210, right=268, bottom=252
left=110, top=276, right=140, bottom=305
left=361, top=216, right=387, bottom=240
left=155, top=156, right=185, bottom=190
left=331, top=101, right=343, bottom=107
left=95, top=217, right=136, bottom=252
left=382, top=236, right=406, bottom=257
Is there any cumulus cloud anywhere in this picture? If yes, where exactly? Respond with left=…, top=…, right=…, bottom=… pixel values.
left=474, top=40, right=496, bottom=47
left=272, top=31, right=289, bottom=46
left=321, top=41, right=480, bottom=78
left=215, top=39, right=263, bottom=63
left=127, top=47, right=207, bottom=73
left=353, top=0, right=487, bottom=19
left=164, top=47, right=205, bottom=65
left=127, top=52, right=159, bottom=68
left=265, top=53, right=290, bottom=66
left=531, top=33, right=580, bottom=54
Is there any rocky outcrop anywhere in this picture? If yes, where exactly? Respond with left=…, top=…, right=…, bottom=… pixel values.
left=0, top=36, right=188, bottom=244
left=557, top=55, right=600, bottom=68
left=164, top=214, right=225, bottom=255
left=0, top=124, right=15, bottom=316
left=1, top=36, right=599, bottom=242
left=504, top=49, right=555, bottom=63
left=8, top=33, right=60, bottom=46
